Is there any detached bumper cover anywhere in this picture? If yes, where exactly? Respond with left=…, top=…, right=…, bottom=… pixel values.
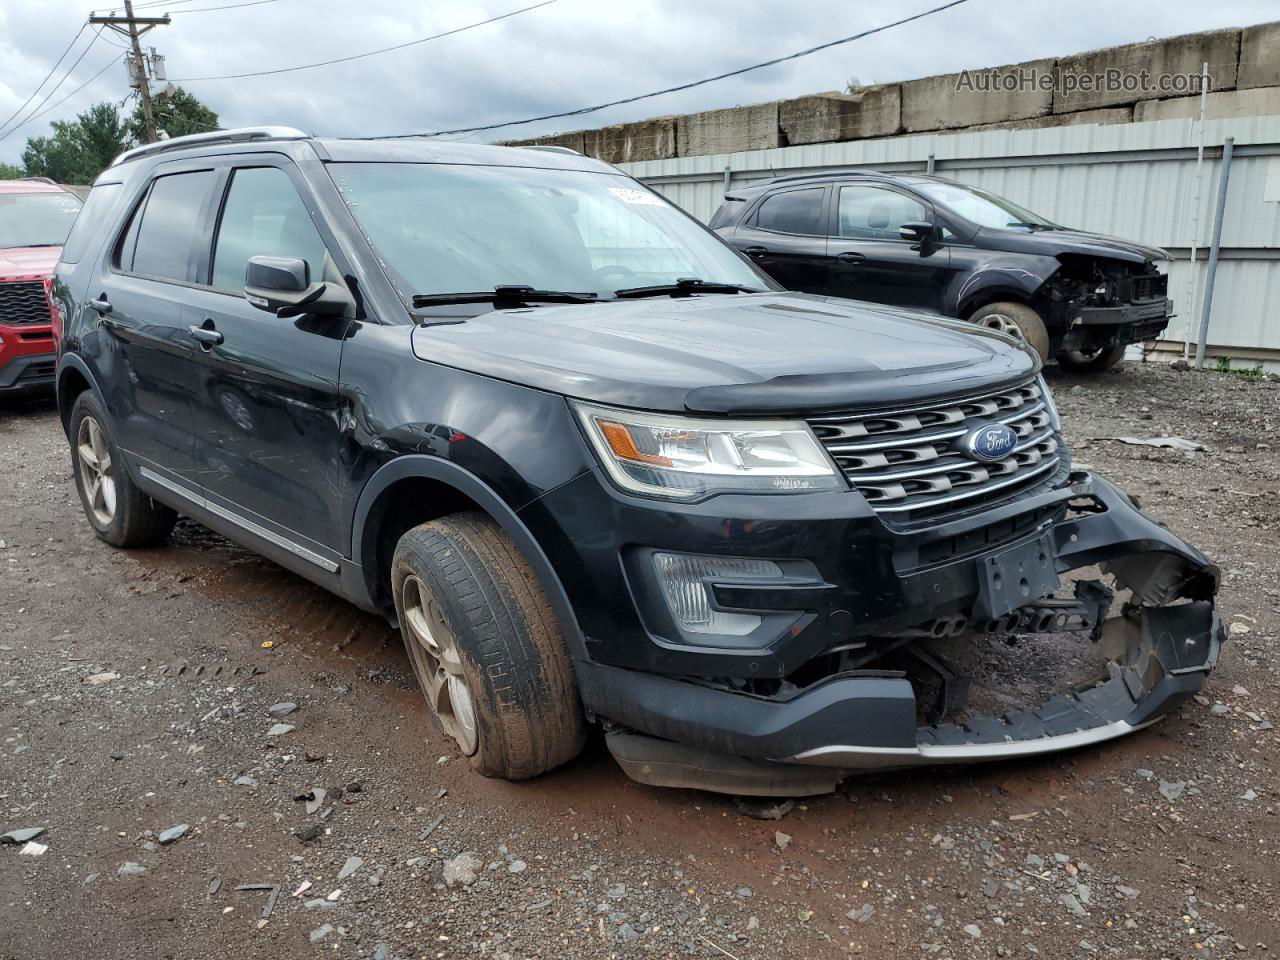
left=583, top=473, right=1223, bottom=778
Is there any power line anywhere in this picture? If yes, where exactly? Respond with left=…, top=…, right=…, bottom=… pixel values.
left=0, top=51, right=121, bottom=144
left=369, top=0, right=975, bottom=140
left=0, top=23, right=89, bottom=136
left=170, top=0, right=279, bottom=13
left=0, top=28, right=105, bottom=142
left=168, top=0, right=559, bottom=82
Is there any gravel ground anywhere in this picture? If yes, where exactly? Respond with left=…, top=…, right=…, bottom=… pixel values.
left=1, top=362, right=1277, bottom=960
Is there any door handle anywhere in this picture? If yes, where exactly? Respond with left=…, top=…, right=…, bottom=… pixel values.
left=744, top=246, right=768, bottom=257
left=87, top=295, right=112, bottom=314
left=188, top=323, right=224, bottom=348
left=836, top=252, right=866, bottom=264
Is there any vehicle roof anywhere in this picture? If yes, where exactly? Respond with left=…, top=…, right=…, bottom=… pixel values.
left=313, top=138, right=615, bottom=173
left=105, top=126, right=617, bottom=176
left=0, top=178, right=74, bottom=195
left=729, top=170, right=954, bottom=195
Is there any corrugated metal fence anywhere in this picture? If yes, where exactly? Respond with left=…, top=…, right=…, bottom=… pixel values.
left=620, top=115, right=1280, bottom=366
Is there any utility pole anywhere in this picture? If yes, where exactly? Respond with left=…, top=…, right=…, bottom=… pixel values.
left=89, top=2, right=170, bottom=144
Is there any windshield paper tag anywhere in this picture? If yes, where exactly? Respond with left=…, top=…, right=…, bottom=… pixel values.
left=608, top=187, right=665, bottom=206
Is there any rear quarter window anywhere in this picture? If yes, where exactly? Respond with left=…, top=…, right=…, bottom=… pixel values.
left=58, top=183, right=121, bottom=265
left=708, top=198, right=745, bottom=230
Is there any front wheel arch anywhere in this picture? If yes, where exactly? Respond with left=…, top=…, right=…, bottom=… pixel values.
left=351, top=456, right=590, bottom=662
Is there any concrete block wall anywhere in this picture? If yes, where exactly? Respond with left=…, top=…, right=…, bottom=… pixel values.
left=778, top=84, right=901, bottom=145
left=902, top=58, right=1055, bottom=132
left=505, top=19, right=1280, bottom=163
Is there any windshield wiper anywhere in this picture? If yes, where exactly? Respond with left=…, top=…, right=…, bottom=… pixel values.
left=1006, top=221, right=1056, bottom=231
left=613, top=277, right=762, bottom=299
left=412, top=285, right=599, bottom=309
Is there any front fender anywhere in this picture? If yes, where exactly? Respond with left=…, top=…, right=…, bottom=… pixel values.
left=954, top=254, right=1060, bottom=316
left=349, top=454, right=591, bottom=661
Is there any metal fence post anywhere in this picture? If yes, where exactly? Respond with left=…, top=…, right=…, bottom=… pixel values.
left=926, top=152, right=936, bottom=175
left=723, top=164, right=731, bottom=196
left=1195, top=137, right=1234, bottom=369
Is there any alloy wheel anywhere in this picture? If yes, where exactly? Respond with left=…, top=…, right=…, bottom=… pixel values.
left=978, top=312, right=1026, bottom=340
left=77, top=415, right=117, bottom=527
left=401, top=574, right=479, bottom=755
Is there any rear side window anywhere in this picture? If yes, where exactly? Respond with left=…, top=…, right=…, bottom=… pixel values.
left=211, top=167, right=328, bottom=292
left=59, top=183, right=119, bottom=264
left=754, top=187, right=824, bottom=235
left=128, top=170, right=216, bottom=282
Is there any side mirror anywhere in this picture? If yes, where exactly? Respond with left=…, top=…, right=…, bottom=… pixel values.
left=244, top=255, right=348, bottom=318
left=899, top=221, right=936, bottom=245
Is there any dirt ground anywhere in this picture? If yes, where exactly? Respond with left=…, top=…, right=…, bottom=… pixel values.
left=1, top=362, right=1277, bottom=960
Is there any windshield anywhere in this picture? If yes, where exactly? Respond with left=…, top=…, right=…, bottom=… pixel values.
left=914, top=181, right=1055, bottom=230
left=328, top=162, right=767, bottom=300
left=0, top=190, right=83, bottom=248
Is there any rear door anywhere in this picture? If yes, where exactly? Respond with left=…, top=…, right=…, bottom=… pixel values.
left=91, top=163, right=218, bottom=484
left=731, top=184, right=829, bottom=291
left=180, top=158, right=352, bottom=553
left=825, top=183, right=952, bottom=310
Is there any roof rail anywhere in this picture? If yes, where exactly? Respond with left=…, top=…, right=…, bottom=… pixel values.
left=765, top=169, right=886, bottom=184
left=18, top=176, right=58, bottom=185
left=110, top=126, right=310, bottom=168
left=519, top=144, right=581, bottom=156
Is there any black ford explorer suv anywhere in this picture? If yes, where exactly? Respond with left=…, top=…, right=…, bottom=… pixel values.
left=53, top=128, right=1222, bottom=795
left=711, top=172, right=1174, bottom=373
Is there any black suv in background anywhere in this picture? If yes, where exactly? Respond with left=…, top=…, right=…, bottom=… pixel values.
left=711, top=172, right=1173, bottom=373
left=54, top=129, right=1222, bottom=795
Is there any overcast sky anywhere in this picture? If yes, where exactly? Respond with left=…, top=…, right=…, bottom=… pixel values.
left=1, top=0, right=1277, bottom=165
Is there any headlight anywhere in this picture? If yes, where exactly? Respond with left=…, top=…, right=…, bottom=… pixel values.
left=573, top=402, right=842, bottom=500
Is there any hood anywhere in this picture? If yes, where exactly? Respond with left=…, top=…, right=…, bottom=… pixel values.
left=976, top=226, right=1168, bottom=265
left=411, top=292, right=1037, bottom=415
left=0, top=245, right=61, bottom=279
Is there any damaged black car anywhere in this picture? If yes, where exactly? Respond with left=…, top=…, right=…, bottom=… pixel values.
left=712, top=172, right=1173, bottom=373
left=55, top=131, right=1221, bottom=797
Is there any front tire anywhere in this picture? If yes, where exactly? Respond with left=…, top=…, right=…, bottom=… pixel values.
left=968, top=302, right=1050, bottom=362
left=69, top=392, right=176, bottom=548
left=1057, top=342, right=1126, bottom=373
left=391, top=512, right=586, bottom=781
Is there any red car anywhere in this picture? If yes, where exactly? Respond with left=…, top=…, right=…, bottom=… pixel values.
left=0, top=178, right=82, bottom=395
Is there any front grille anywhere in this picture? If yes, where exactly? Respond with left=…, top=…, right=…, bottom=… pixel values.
left=0, top=281, right=52, bottom=326
left=808, top=378, right=1065, bottom=520
left=1127, top=272, right=1168, bottom=302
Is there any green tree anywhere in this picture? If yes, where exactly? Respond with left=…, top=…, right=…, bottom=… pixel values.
left=22, top=102, right=128, bottom=184
left=0, top=161, right=25, bottom=180
left=130, top=87, right=219, bottom=142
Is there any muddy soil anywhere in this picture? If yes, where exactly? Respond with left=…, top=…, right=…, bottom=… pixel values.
left=1, top=363, right=1277, bottom=960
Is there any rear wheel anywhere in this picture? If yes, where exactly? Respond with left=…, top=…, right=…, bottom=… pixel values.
left=391, top=512, right=585, bottom=780
left=69, top=392, right=176, bottom=548
left=967, top=302, right=1050, bottom=362
left=1057, top=342, right=1127, bottom=373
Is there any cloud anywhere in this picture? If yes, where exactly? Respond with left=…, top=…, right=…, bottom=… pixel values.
left=1, top=0, right=1275, bottom=165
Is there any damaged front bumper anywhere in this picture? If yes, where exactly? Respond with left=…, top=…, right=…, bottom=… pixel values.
left=584, top=473, right=1224, bottom=795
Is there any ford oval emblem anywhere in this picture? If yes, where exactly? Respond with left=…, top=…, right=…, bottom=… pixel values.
left=963, top=423, right=1018, bottom=462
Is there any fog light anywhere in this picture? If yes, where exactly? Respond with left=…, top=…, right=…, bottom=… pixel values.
left=653, top=552, right=782, bottom=636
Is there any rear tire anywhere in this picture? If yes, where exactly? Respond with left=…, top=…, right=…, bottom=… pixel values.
left=68, top=392, right=176, bottom=548
left=391, top=512, right=586, bottom=781
left=968, top=302, right=1050, bottom=362
left=1057, top=342, right=1127, bottom=373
